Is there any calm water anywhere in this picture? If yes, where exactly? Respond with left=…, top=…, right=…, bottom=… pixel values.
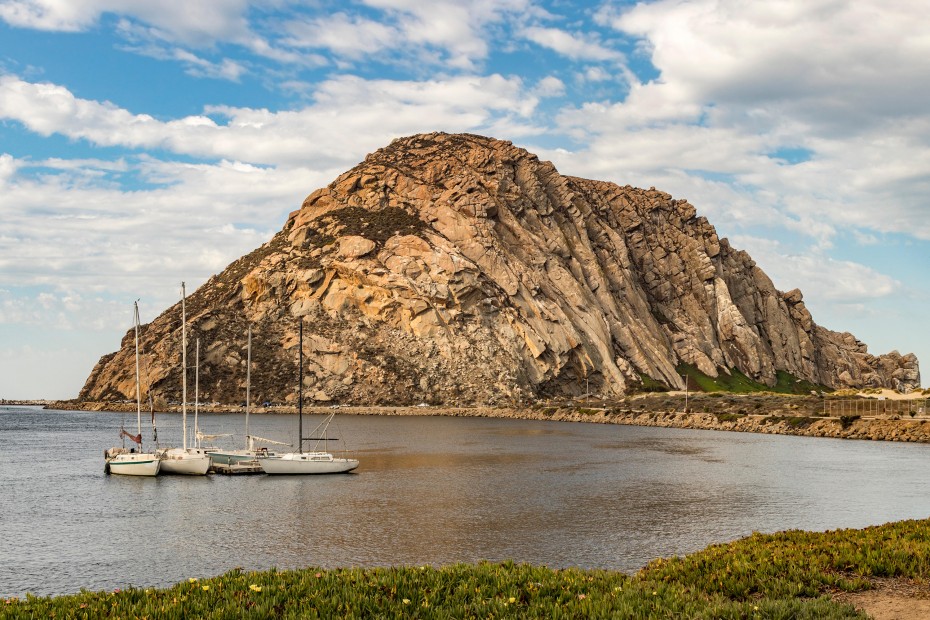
left=2, top=405, right=929, bottom=598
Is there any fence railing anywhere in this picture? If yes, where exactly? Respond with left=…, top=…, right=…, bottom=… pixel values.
left=823, top=399, right=929, bottom=418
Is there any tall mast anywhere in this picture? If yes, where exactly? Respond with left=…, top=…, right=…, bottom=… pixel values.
left=194, top=337, right=200, bottom=449
left=245, top=324, right=251, bottom=450
left=181, top=281, right=187, bottom=451
left=134, top=301, right=142, bottom=449
left=298, top=320, right=303, bottom=454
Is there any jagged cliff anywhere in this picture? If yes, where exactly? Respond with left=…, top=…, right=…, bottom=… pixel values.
left=78, top=133, right=920, bottom=406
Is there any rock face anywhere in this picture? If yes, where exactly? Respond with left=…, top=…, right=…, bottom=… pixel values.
left=78, top=133, right=921, bottom=406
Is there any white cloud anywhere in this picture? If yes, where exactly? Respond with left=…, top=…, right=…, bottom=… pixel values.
left=361, top=0, right=532, bottom=70
left=170, top=49, right=247, bottom=81
left=0, top=73, right=543, bottom=168
left=281, top=12, right=399, bottom=60
left=521, top=25, right=623, bottom=62
left=582, top=66, right=610, bottom=82
left=729, top=236, right=899, bottom=302
left=0, top=75, right=168, bottom=146
left=533, top=76, right=565, bottom=98
left=603, top=0, right=930, bottom=130
left=0, top=0, right=253, bottom=44
left=0, top=1, right=539, bottom=78
left=0, top=152, right=20, bottom=182
left=0, top=0, right=101, bottom=31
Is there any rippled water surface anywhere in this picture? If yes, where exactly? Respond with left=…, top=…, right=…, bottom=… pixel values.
left=2, top=405, right=930, bottom=597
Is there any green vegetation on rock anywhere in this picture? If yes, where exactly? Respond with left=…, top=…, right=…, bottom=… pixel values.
left=677, top=363, right=831, bottom=395
left=636, top=372, right=670, bottom=393
left=320, top=206, right=426, bottom=243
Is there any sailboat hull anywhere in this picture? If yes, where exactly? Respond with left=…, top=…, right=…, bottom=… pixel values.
left=158, top=448, right=211, bottom=475
left=260, top=452, right=359, bottom=475
left=106, top=452, right=161, bottom=476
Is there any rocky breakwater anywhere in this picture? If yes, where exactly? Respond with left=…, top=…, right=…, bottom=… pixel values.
left=591, top=410, right=930, bottom=443
left=78, top=133, right=919, bottom=407
left=336, top=395, right=930, bottom=444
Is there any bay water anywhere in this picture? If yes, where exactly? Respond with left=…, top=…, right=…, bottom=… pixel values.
left=2, top=405, right=929, bottom=598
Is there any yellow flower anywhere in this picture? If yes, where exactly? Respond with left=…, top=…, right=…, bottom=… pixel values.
left=509, top=597, right=516, bottom=604
left=249, top=584, right=262, bottom=592
left=202, top=585, right=210, bottom=591
left=402, top=598, right=410, bottom=605
left=189, top=578, right=197, bottom=583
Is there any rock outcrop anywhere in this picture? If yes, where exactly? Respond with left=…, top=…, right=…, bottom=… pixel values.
left=78, top=133, right=920, bottom=406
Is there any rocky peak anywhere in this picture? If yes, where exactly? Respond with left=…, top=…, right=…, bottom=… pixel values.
left=78, top=132, right=920, bottom=406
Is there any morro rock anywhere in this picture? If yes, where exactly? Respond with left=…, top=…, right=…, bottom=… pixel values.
left=78, top=133, right=920, bottom=406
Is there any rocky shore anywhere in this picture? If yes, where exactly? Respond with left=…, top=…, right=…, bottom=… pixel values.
left=49, top=392, right=930, bottom=443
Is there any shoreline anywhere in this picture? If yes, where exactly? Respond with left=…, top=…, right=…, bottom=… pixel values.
left=6, top=517, right=930, bottom=618
left=46, top=393, right=930, bottom=444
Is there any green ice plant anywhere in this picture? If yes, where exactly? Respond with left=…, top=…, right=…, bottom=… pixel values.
left=8, top=518, right=927, bottom=618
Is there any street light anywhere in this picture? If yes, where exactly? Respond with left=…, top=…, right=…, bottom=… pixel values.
left=681, top=374, right=689, bottom=413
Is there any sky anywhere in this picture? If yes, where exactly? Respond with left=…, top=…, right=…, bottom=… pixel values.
left=0, top=0, right=927, bottom=400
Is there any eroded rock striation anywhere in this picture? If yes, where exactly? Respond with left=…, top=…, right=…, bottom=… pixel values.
left=79, top=133, right=920, bottom=406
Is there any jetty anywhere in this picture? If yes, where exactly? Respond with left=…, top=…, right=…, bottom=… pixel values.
left=210, top=460, right=264, bottom=475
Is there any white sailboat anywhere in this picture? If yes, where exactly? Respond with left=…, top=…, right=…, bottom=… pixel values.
left=208, top=325, right=287, bottom=465
left=261, top=320, right=359, bottom=475
left=158, top=282, right=211, bottom=475
left=104, top=302, right=161, bottom=477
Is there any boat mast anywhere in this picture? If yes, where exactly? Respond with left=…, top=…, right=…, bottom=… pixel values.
left=298, top=319, right=303, bottom=454
left=134, top=301, right=142, bottom=451
left=181, top=281, right=187, bottom=451
left=194, top=337, right=200, bottom=449
left=245, top=324, right=251, bottom=451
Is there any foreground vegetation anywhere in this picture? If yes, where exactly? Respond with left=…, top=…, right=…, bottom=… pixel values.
left=4, top=518, right=929, bottom=618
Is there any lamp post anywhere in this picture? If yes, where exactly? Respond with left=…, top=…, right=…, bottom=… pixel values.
left=682, top=374, right=689, bottom=413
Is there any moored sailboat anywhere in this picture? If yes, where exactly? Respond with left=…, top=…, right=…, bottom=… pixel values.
left=158, top=282, right=211, bottom=475
left=260, top=320, right=359, bottom=475
left=104, top=302, right=161, bottom=477
left=208, top=325, right=287, bottom=465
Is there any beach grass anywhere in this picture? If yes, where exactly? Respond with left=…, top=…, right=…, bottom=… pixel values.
left=5, top=518, right=929, bottom=618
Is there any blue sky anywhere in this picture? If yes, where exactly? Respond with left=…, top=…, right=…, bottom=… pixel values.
left=1, top=0, right=927, bottom=399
